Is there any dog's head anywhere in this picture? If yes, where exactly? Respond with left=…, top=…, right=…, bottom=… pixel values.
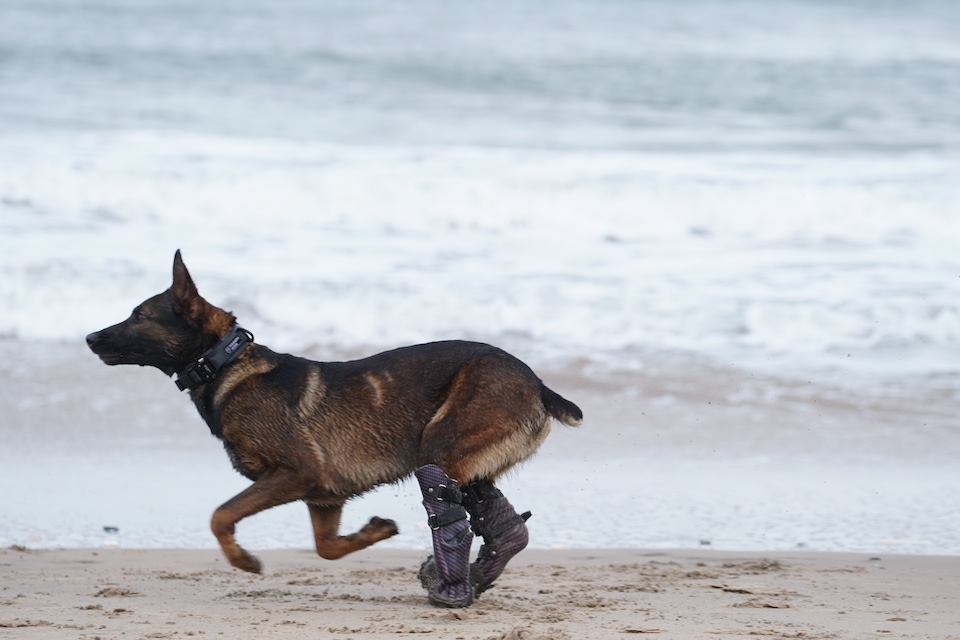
left=86, top=250, right=235, bottom=375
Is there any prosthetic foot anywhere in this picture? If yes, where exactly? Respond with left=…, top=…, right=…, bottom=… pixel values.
left=415, top=465, right=475, bottom=608
left=462, top=481, right=530, bottom=594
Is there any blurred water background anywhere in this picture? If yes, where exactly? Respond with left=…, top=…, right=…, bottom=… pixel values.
left=1, top=0, right=959, bottom=554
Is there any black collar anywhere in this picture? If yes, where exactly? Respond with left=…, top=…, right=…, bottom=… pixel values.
left=175, top=326, right=254, bottom=391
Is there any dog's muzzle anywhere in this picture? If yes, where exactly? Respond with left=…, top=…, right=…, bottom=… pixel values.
left=86, top=331, right=124, bottom=365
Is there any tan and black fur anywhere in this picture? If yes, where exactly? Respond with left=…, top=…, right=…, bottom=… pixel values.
left=86, top=251, right=582, bottom=574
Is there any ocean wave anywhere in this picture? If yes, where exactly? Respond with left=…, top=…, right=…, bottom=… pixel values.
left=2, top=133, right=958, bottom=380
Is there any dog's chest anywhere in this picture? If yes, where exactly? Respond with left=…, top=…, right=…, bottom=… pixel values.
left=220, top=440, right=264, bottom=481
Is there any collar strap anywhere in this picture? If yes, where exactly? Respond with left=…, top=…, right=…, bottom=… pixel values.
left=175, top=326, right=254, bottom=391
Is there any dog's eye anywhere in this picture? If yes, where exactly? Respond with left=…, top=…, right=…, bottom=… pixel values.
left=134, top=311, right=148, bottom=323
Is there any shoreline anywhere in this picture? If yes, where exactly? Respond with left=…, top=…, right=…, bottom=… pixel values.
left=3, top=338, right=960, bottom=556
left=3, top=547, right=958, bottom=639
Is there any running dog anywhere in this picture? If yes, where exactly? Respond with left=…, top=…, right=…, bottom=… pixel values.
left=86, top=251, right=582, bottom=607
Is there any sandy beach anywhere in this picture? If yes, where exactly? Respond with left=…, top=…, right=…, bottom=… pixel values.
left=3, top=546, right=958, bottom=639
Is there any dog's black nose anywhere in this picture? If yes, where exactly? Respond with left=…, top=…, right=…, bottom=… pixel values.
left=86, top=332, right=99, bottom=347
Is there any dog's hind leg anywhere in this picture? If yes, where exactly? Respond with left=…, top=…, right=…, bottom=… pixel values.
left=414, top=464, right=476, bottom=608
left=307, top=503, right=399, bottom=560
left=210, top=470, right=305, bottom=573
left=462, top=481, right=530, bottom=594
left=419, top=480, right=530, bottom=597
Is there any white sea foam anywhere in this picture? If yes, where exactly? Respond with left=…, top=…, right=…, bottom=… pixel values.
left=2, top=132, right=958, bottom=382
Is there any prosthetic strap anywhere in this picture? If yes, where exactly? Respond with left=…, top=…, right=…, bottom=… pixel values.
left=473, top=511, right=532, bottom=547
left=461, top=480, right=531, bottom=594
left=428, top=505, right=468, bottom=531
left=423, top=481, right=469, bottom=532
left=463, top=483, right=532, bottom=542
left=415, top=465, right=475, bottom=608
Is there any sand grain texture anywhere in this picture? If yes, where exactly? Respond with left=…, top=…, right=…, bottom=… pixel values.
left=1, top=547, right=957, bottom=639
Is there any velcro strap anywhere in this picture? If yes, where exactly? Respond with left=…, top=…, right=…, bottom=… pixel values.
left=425, top=483, right=462, bottom=503
left=475, top=511, right=532, bottom=540
left=427, top=505, right=468, bottom=530
left=462, top=482, right=503, bottom=507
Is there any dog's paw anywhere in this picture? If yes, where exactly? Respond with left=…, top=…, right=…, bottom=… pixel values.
left=232, top=551, right=263, bottom=574
left=364, top=516, right=400, bottom=539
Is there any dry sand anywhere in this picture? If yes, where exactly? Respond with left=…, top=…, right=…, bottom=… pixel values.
left=2, top=546, right=958, bottom=639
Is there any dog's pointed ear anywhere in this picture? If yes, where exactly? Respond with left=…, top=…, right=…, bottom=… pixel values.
left=171, top=250, right=203, bottom=319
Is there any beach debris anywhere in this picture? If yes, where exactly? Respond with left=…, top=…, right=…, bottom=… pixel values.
left=732, top=598, right=790, bottom=609
left=711, top=584, right=754, bottom=594
left=93, top=587, right=141, bottom=598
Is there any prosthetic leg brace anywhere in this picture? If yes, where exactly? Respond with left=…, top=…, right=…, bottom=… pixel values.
left=462, top=481, right=531, bottom=595
left=415, top=465, right=475, bottom=608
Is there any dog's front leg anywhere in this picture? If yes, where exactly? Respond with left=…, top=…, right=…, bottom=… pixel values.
left=308, top=503, right=399, bottom=560
left=211, top=470, right=305, bottom=573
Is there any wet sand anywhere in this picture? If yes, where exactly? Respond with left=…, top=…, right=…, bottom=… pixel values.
left=2, top=546, right=958, bottom=639
left=3, top=338, right=959, bottom=553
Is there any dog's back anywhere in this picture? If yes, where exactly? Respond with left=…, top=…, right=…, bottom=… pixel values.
left=201, top=340, right=579, bottom=499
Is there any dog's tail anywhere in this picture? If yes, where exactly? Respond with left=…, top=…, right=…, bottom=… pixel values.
left=541, top=384, right=583, bottom=427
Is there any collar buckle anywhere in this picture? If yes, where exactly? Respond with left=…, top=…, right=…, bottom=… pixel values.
left=194, top=357, right=217, bottom=381
left=175, top=326, right=253, bottom=391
